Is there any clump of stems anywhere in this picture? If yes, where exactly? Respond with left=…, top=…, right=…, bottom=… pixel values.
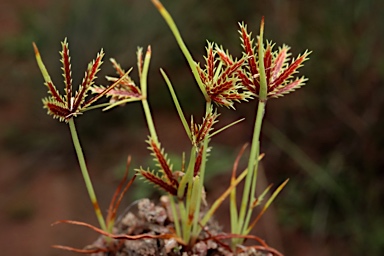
left=148, top=0, right=310, bottom=249
left=34, top=0, right=310, bottom=253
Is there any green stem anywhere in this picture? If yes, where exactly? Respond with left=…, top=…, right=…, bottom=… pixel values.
left=230, top=177, right=238, bottom=240
left=236, top=101, right=264, bottom=232
left=243, top=153, right=259, bottom=232
left=178, top=147, right=196, bottom=199
left=235, top=17, right=268, bottom=236
left=197, top=168, right=248, bottom=235
left=169, top=195, right=181, bottom=238
left=68, top=118, right=107, bottom=232
left=140, top=46, right=158, bottom=143
left=257, top=17, right=268, bottom=102
left=190, top=135, right=209, bottom=241
left=190, top=102, right=211, bottom=238
left=176, top=146, right=197, bottom=245
left=178, top=200, right=188, bottom=243
left=184, top=176, right=200, bottom=245
left=151, top=0, right=210, bottom=102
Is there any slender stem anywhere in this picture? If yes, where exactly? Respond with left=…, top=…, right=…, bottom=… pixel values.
left=169, top=195, right=181, bottom=238
left=245, top=179, right=289, bottom=234
left=230, top=181, right=238, bottom=237
left=141, top=97, right=156, bottom=142
left=140, top=46, right=158, bottom=143
left=68, top=118, right=107, bottom=232
left=242, top=153, right=260, bottom=234
left=190, top=135, right=209, bottom=241
left=236, top=101, right=264, bottom=232
left=151, top=0, right=210, bottom=102
left=229, top=144, right=249, bottom=249
left=257, top=17, right=268, bottom=102
left=236, top=17, right=268, bottom=236
left=185, top=176, right=200, bottom=245
left=178, top=200, right=188, bottom=242
left=197, top=168, right=248, bottom=235
left=178, top=147, right=196, bottom=199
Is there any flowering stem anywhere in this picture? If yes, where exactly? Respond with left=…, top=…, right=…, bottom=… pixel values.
left=169, top=195, right=182, bottom=238
left=151, top=0, right=210, bottom=102
left=198, top=167, right=248, bottom=235
left=139, top=46, right=186, bottom=244
left=190, top=136, right=209, bottom=242
left=236, top=102, right=263, bottom=232
left=140, top=46, right=158, bottom=143
left=68, top=118, right=107, bottom=232
left=236, top=17, right=268, bottom=238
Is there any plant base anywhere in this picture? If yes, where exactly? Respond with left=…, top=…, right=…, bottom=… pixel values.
left=88, top=198, right=270, bottom=256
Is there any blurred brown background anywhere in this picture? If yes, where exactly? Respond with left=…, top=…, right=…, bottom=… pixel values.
left=1, top=0, right=383, bottom=255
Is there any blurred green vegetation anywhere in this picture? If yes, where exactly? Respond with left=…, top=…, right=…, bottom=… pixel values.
left=1, top=0, right=383, bottom=255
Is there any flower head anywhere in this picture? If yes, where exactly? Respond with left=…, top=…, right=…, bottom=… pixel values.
left=190, top=108, right=219, bottom=147
left=238, top=23, right=311, bottom=99
left=196, top=42, right=252, bottom=108
left=137, top=137, right=179, bottom=196
left=33, top=38, right=127, bottom=122
left=91, top=48, right=144, bottom=106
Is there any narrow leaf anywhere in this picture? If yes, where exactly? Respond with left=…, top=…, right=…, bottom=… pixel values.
left=33, top=43, right=65, bottom=104
left=246, top=179, right=289, bottom=234
left=160, top=68, right=191, bottom=139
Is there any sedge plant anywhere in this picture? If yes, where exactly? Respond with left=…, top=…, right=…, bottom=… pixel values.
left=33, top=0, right=311, bottom=254
left=147, top=0, right=311, bottom=252
left=33, top=39, right=134, bottom=234
left=33, top=39, right=143, bottom=249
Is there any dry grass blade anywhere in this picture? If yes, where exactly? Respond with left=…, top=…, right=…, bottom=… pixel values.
left=106, top=156, right=136, bottom=228
left=202, top=233, right=283, bottom=256
left=52, top=220, right=176, bottom=240
left=51, top=245, right=108, bottom=254
left=246, top=179, right=289, bottom=233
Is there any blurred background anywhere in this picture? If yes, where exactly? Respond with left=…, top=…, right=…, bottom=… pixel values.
left=1, top=0, right=383, bottom=255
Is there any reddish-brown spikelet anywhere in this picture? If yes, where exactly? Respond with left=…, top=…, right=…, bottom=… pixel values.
left=106, top=156, right=136, bottom=225
left=217, top=58, right=244, bottom=85
left=148, top=139, right=179, bottom=187
left=240, top=24, right=258, bottom=77
left=44, top=101, right=70, bottom=119
left=193, top=146, right=204, bottom=176
left=35, top=39, right=127, bottom=122
left=269, top=51, right=309, bottom=92
left=211, top=78, right=235, bottom=97
left=46, top=81, right=65, bottom=104
left=216, top=47, right=233, bottom=66
left=74, top=50, right=104, bottom=110
left=238, top=22, right=311, bottom=99
left=196, top=42, right=250, bottom=108
left=192, top=110, right=218, bottom=146
left=139, top=169, right=178, bottom=195
left=93, top=58, right=142, bottom=103
left=271, top=46, right=288, bottom=81
left=61, top=39, right=72, bottom=105
left=111, top=57, right=125, bottom=77
left=206, top=44, right=215, bottom=82
left=264, top=43, right=273, bottom=85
